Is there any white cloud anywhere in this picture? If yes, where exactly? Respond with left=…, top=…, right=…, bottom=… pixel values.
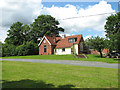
left=0, top=0, right=42, bottom=42
left=0, top=26, right=8, bottom=43
left=84, top=35, right=92, bottom=40
left=1, top=0, right=42, bottom=26
left=59, top=33, right=70, bottom=37
left=40, top=0, right=115, bottom=34
left=0, top=0, right=116, bottom=43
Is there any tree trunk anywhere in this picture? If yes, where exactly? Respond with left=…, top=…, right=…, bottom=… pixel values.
left=99, top=49, right=103, bottom=58
left=99, top=51, right=103, bottom=58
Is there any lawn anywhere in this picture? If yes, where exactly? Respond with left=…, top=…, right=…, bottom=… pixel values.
left=2, top=54, right=119, bottom=63
left=1, top=61, right=118, bottom=88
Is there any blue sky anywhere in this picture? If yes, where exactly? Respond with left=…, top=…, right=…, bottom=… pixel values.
left=0, top=0, right=119, bottom=42
left=41, top=1, right=118, bottom=39
left=42, top=2, right=118, bottom=11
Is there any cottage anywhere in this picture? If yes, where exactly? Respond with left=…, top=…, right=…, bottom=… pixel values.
left=38, top=34, right=84, bottom=55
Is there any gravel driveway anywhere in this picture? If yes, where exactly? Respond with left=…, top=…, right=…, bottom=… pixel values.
left=1, top=59, right=119, bottom=69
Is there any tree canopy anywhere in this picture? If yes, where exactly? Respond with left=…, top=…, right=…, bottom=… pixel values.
left=85, top=36, right=105, bottom=57
left=3, top=15, right=64, bottom=56
left=30, top=15, right=64, bottom=43
left=5, top=22, right=24, bottom=45
left=4, top=15, right=64, bottom=45
left=104, top=12, right=120, bottom=51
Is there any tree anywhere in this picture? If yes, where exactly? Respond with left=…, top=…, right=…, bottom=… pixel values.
left=2, top=43, right=17, bottom=57
left=30, top=15, right=64, bottom=43
left=16, top=41, right=38, bottom=56
left=21, top=24, right=31, bottom=44
left=5, top=22, right=23, bottom=45
left=86, top=36, right=105, bottom=58
left=5, top=22, right=31, bottom=46
left=104, top=12, right=120, bottom=52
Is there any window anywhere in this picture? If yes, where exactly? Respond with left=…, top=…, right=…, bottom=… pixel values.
left=44, top=40, right=46, bottom=43
left=62, top=48, right=65, bottom=52
left=44, top=45, right=47, bottom=53
left=68, top=38, right=77, bottom=43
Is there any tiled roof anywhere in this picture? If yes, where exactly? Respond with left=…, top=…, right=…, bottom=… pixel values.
left=56, top=34, right=82, bottom=48
left=39, top=34, right=83, bottom=48
left=56, top=37, right=62, bottom=41
left=45, top=35, right=56, bottom=45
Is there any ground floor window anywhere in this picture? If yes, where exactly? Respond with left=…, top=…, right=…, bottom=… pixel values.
left=62, top=48, right=65, bottom=52
left=44, top=45, right=47, bottom=53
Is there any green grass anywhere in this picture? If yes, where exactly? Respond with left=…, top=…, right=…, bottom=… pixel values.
left=2, top=54, right=119, bottom=63
left=2, top=61, right=118, bottom=88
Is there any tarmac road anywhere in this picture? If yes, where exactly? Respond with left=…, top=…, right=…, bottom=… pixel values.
left=1, top=59, right=119, bottom=69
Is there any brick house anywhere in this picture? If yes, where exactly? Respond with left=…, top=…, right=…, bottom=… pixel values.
left=38, top=34, right=85, bottom=55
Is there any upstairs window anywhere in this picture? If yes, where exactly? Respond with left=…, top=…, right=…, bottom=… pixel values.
left=44, top=40, right=46, bottom=43
left=68, top=38, right=77, bottom=43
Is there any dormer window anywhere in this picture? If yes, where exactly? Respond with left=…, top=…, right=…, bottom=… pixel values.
left=68, top=38, right=77, bottom=43
left=44, top=40, right=46, bottom=43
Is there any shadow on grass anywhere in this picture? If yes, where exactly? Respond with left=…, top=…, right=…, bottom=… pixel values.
left=114, top=58, right=120, bottom=62
left=93, top=55, right=105, bottom=58
left=1, top=79, right=75, bottom=88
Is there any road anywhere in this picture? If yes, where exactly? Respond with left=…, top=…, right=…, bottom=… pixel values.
left=1, top=59, right=119, bottom=69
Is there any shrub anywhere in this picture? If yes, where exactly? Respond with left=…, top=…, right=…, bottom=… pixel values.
left=2, top=42, right=39, bottom=57
left=25, top=42, right=39, bottom=55
left=16, top=42, right=39, bottom=56
left=16, top=44, right=28, bottom=56
left=2, top=44, right=17, bottom=57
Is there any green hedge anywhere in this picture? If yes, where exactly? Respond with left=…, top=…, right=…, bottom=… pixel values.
left=2, top=42, right=39, bottom=57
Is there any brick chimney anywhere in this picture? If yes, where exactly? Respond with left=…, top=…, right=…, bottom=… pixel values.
left=62, top=34, right=66, bottom=39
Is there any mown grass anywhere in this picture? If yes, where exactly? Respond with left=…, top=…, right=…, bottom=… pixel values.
left=2, top=61, right=118, bottom=88
left=2, top=54, right=119, bottom=63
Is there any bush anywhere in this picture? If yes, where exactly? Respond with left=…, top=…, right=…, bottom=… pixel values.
left=16, top=42, right=39, bottom=56
left=2, top=44, right=17, bottom=57
left=16, top=44, right=28, bottom=56
left=2, top=42, right=39, bottom=57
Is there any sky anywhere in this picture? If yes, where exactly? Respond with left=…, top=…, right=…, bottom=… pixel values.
left=0, top=0, right=119, bottom=43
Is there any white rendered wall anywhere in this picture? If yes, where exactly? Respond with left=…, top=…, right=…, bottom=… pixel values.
left=55, top=48, right=71, bottom=55
left=74, top=44, right=78, bottom=55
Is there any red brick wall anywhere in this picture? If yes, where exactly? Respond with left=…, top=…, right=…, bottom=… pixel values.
left=90, top=49, right=109, bottom=55
left=91, top=49, right=99, bottom=55
left=102, top=49, right=109, bottom=55
left=39, top=38, right=52, bottom=55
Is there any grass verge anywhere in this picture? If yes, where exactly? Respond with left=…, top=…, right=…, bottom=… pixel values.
left=2, top=61, right=118, bottom=88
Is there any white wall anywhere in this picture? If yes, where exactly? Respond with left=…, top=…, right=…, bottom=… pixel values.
left=74, top=44, right=78, bottom=55
left=55, top=48, right=71, bottom=55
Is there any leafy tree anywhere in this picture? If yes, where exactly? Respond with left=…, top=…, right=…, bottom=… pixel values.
left=4, top=22, right=31, bottom=46
left=2, top=44, right=17, bottom=57
left=16, top=44, right=28, bottom=56
left=16, top=41, right=39, bottom=56
left=22, top=24, right=31, bottom=44
left=30, top=15, right=64, bottom=43
left=5, top=22, right=23, bottom=46
left=86, top=36, right=105, bottom=58
left=104, top=12, right=120, bottom=52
